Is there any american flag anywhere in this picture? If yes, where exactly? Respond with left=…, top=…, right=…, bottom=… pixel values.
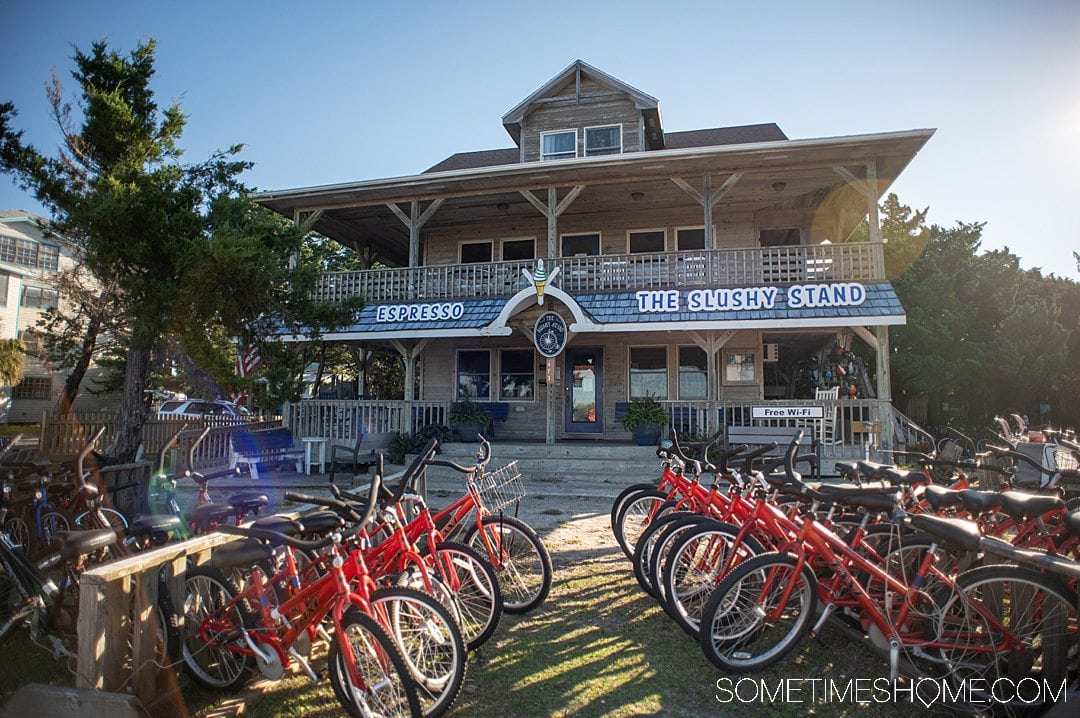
left=235, top=344, right=262, bottom=378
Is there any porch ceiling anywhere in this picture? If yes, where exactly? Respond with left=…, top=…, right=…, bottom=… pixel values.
left=258, top=129, right=933, bottom=262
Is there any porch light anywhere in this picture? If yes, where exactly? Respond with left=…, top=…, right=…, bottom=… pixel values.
left=496, top=202, right=509, bottom=212
left=771, top=181, right=786, bottom=192
left=631, top=191, right=645, bottom=201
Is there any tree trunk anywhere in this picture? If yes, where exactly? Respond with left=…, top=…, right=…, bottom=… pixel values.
left=108, top=346, right=151, bottom=462
left=312, top=343, right=326, bottom=399
left=54, top=314, right=100, bottom=417
left=170, top=341, right=227, bottom=399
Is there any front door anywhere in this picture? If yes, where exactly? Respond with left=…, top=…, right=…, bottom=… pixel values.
left=565, top=347, right=603, bottom=433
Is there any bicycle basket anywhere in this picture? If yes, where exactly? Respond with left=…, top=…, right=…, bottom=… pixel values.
left=474, top=461, right=525, bottom=512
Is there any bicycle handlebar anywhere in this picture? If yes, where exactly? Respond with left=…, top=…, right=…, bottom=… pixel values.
left=0, top=434, right=23, bottom=462
left=156, top=424, right=190, bottom=475
left=984, top=444, right=1079, bottom=478
left=74, top=427, right=107, bottom=487
left=186, top=426, right=212, bottom=473
left=221, top=472, right=384, bottom=551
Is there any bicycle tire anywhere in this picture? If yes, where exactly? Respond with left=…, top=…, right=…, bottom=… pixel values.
left=29, top=507, right=71, bottom=558
left=698, top=551, right=817, bottom=672
left=180, top=565, right=252, bottom=690
left=614, top=489, right=668, bottom=559
left=74, top=507, right=129, bottom=532
left=660, top=519, right=764, bottom=637
left=370, top=586, right=465, bottom=717
left=631, top=511, right=703, bottom=600
left=463, top=514, right=552, bottom=613
left=935, top=564, right=1078, bottom=707
left=610, top=483, right=659, bottom=541
left=328, top=607, right=423, bottom=718
left=430, top=541, right=502, bottom=650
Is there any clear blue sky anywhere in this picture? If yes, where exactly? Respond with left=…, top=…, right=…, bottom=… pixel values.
left=2, top=0, right=1078, bottom=276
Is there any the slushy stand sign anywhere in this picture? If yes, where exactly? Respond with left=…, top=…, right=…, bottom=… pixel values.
left=635, top=282, right=867, bottom=313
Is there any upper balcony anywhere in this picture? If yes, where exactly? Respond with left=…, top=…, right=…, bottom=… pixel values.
left=313, top=241, right=885, bottom=305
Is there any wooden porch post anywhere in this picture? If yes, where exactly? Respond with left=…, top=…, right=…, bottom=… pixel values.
left=520, top=185, right=586, bottom=259
left=391, top=340, right=429, bottom=403
left=386, top=199, right=445, bottom=268
left=671, top=173, right=741, bottom=253
left=875, top=325, right=894, bottom=451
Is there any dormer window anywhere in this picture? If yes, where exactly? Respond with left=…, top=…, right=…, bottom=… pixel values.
left=584, top=125, right=622, bottom=156
left=541, top=130, right=576, bottom=161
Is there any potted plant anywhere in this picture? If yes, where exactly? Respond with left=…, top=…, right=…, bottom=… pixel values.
left=448, top=399, right=493, bottom=441
left=621, top=395, right=667, bottom=446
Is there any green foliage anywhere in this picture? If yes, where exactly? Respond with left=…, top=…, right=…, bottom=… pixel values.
left=877, top=194, right=1080, bottom=428
left=620, top=395, right=667, bottom=431
left=387, top=432, right=412, bottom=465
left=448, top=399, right=493, bottom=428
left=0, top=338, right=25, bottom=386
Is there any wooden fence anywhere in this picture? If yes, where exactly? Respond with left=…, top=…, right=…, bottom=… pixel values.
left=39, top=412, right=283, bottom=470
left=286, top=400, right=449, bottom=444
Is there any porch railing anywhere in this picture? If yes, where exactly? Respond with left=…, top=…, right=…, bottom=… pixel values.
left=658, top=399, right=894, bottom=459
left=314, top=242, right=885, bottom=304
left=285, top=400, right=452, bottom=444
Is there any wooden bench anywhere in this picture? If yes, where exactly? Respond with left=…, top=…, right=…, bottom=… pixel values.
left=726, top=425, right=820, bottom=480
left=229, top=427, right=303, bottom=480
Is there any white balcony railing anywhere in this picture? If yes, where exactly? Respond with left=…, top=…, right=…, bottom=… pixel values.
left=314, top=243, right=885, bottom=305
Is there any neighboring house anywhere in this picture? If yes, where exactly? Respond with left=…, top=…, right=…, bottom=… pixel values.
left=257, top=60, right=934, bottom=453
left=0, top=210, right=117, bottom=422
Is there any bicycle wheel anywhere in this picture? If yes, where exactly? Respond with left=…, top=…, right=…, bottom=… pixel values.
left=614, top=490, right=668, bottom=559
left=464, top=515, right=552, bottom=613
left=935, top=565, right=1078, bottom=708
left=698, top=552, right=817, bottom=672
left=29, top=507, right=71, bottom=557
left=2, top=516, right=29, bottom=553
left=631, top=512, right=702, bottom=600
left=662, top=519, right=764, bottom=638
left=610, top=483, right=659, bottom=541
left=328, top=607, right=423, bottom=718
left=180, top=566, right=251, bottom=690
left=370, top=586, right=465, bottom=717
left=74, top=507, right=129, bottom=532
left=430, top=541, right=502, bottom=650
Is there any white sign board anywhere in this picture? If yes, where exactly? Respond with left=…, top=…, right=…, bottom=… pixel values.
left=751, top=405, right=824, bottom=419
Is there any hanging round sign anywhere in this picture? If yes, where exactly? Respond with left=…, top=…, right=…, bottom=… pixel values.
left=533, top=312, right=568, bottom=358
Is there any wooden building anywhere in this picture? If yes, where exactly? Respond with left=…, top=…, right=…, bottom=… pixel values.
left=258, top=60, right=933, bottom=454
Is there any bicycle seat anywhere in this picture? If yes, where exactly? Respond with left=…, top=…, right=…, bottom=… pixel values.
left=958, top=489, right=1003, bottom=516
left=812, top=486, right=900, bottom=512
left=1061, top=509, right=1080, bottom=539
left=298, top=511, right=345, bottom=536
left=834, top=461, right=860, bottom=475
left=996, top=492, right=1064, bottom=522
left=857, top=461, right=893, bottom=481
left=907, top=513, right=982, bottom=552
left=51, top=528, right=118, bottom=561
left=128, top=514, right=184, bottom=540
left=188, top=503, right=235, bottom=528
left=251, top=514, right=303, bottom=537
left=924, top=485, right=965, bottom=512
left=211, top=538, right=274, bottom=570
left=884, top=468, right=924, bottom=487
left=228, top=492, right=269, bottom=513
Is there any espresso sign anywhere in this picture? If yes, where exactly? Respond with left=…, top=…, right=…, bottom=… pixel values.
left=534, top=312, right=568, bottom=358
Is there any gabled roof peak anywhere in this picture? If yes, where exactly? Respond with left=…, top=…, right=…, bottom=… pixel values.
left=501, top=60, right=660, bottom=144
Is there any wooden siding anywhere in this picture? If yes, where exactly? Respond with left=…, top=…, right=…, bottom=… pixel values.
left=418, top=330, right=765, bottom=439
left=520, top=76, right=642, bottom=162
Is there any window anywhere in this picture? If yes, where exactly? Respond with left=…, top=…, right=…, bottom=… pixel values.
left=12, top=376, right=51, bottom=401
left=584, top=125, right=622, bottom=156
left=724, top=351, right=758, bottom=384
left=500, top=349, right=535, bottom=400
left=0, top=272, right=8, bottom=307
left=457, top=350, right=491, bottom=399
left=561, top=233, right=600, bottom=257
left=541, top=130, right=576, bottom=161
left=18, top=330, right=44, bottom=356
left=629, top=347, right=668, bottom=399
left=676, top=227, right=706, bottom=251
left=628, top=230, right=666, bottom=254
left=759, top=228, right=802, bottom=247
left=460, top=241, right=493, bottom=264
left=160, top=401, right=185, bottom=412
left=679, top=346, right=709, bottom=399
left=21, top=286, right=58, bottom=309
left=0, top=236, right=60, bottom=271
left=501, top=238, right=535, bottom=262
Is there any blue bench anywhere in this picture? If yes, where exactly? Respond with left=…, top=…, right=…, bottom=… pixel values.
left=230, top=427, right=304, bottom=479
